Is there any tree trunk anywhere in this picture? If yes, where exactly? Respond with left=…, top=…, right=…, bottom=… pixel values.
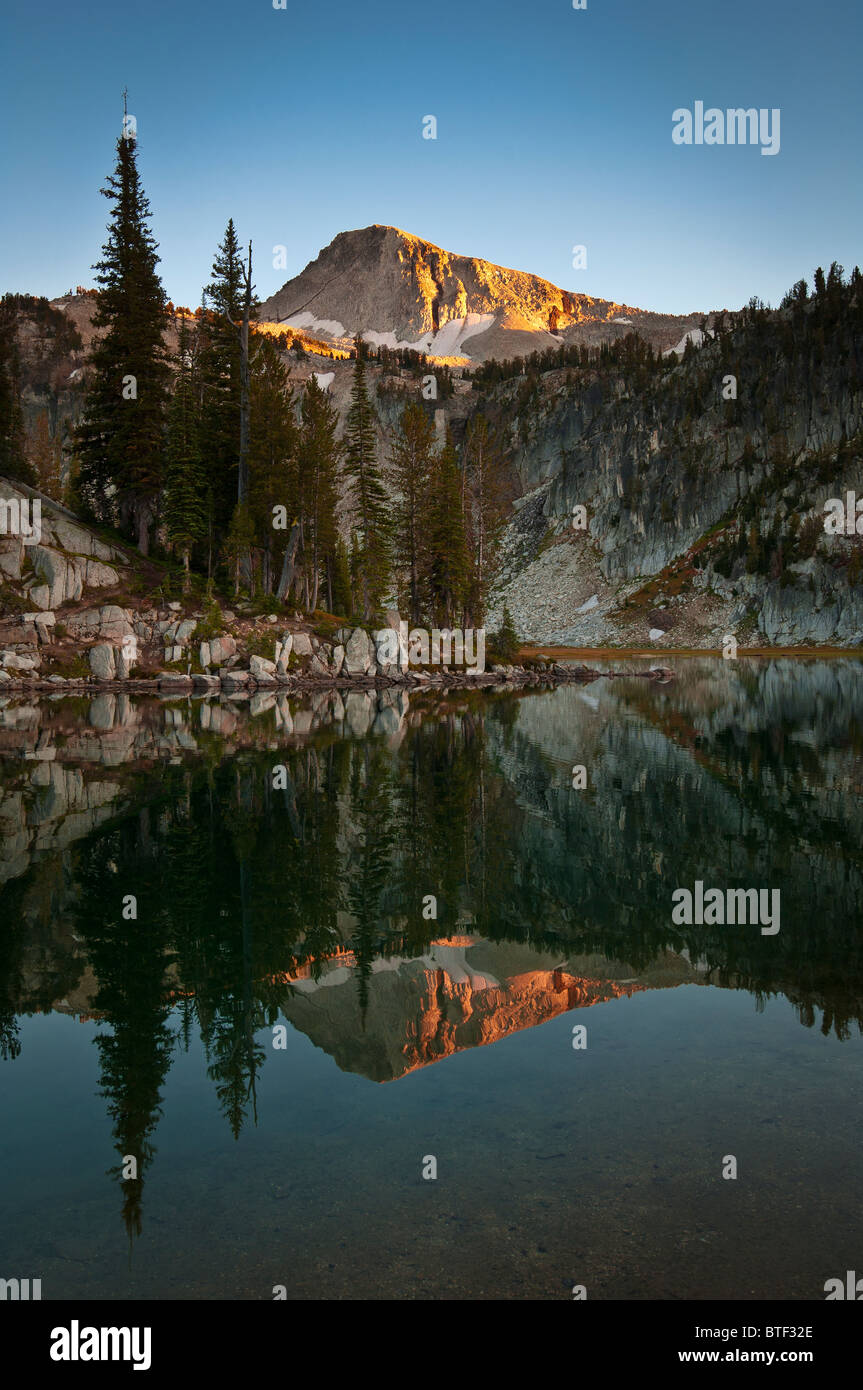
left=276, top=520, right=302, bottom=601
left=311, top=531, right=319, bottom=613
left=410, top=545, right=419, bottom=626
left=136, top=501, right=150, bottom=557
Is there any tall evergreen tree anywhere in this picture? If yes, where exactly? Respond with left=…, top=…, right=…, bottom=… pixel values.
left=0, top=299, right=30, bottom=483
left=28, top=413, right=63, bottom=499
left=73, top=122, right=170, bottom=552
left=204, top=218, right=245, bottom=320
left=462, top=413, right=507, bottom=624
left=342, top=338, right=391, bottom=619
left=224, top=500, right=255, bottom=597
left=248, top=334, right=295, bottom=595
left=331, top=536, right=352, bottom=617
left=198, top=220, right=258, bottom=547
left=164, top=319, right=207, bottom=589
left=390, top=400, right=435, bottom=625
left=348, top=530, right=362, bottom=615
left=426, top=430, right=470, bottom=626
left=298, top=375, right=340, bottom=611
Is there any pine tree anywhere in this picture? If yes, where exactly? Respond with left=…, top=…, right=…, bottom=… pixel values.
left=425, top=430, right=470, bottom=626
left=349, top=530, right=363, bottom=615
left=462, top=414, right=507, bottom=624
left=73, top=123, right=169, bottom=552
left=492, top=604, right=520, bottom=661
left=0, top=299, right=31, bottom=483
left=298, top=375, right=340, bottom=611
left=248, top=334, right=295, bottom=596
left=164, top=319, right=207, bottom=589
left=342, top=337, right=391, bottom=619
left=224, top=501, right=255, bottom=597
left=827, top=262, right=844, bottom=293
left=205, top=218, right=245, bottom=320
left=197, top=220, right=258, bottom=547
left=331, top=536, right=352, bottom=617
left=28, top=413, right=63, bottom=499
left=390, top=400, right=436, bottom=625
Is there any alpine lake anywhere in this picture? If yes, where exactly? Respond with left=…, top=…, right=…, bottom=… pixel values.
left=1, top=656, right=861, bottom=1301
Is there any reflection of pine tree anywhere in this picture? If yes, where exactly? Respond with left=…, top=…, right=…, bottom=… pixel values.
left=178, top=766, right=265, bottom=1138
left=205, top=860, right=266, bottom=1140
left=164, top=753, right=348, bottom=1134
left=387, top=707, right=529, bottom=954
left=72, top=818, right=176, bottom=1244
left=0, top=877, right=29, bottom=1062
left=0, top=900, right=22, bottom=1058
left=346, top=743, right=397, bottom=1015
left=285, top=746, right=347, bottom=972
left=0, top=869, right=84, bottom=1062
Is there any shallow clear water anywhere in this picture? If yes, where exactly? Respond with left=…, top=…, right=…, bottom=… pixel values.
left=1, top=658, right=861, bottom=1299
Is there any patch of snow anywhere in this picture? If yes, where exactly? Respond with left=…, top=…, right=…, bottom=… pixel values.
left=450, top=311, right=496, bottom=349
left=649, top=627, right=666, bottom=640
left=362, top=312, right=496, bottom=358
left=424, top=317, right=466, bottom=358
left=577, top=594, right=599, bottom=613
left=362, top=329, right=401, bottom=350
left=611, top=317, right=632, bottom=324
left=283, top=310, right=348, bottom=338
left=312, top=371, right=334, bottom=391
left=662, top=326, right=715, bottom=358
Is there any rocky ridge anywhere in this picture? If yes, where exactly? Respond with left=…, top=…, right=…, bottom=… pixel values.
left=486, top=287, right=863, bottom=646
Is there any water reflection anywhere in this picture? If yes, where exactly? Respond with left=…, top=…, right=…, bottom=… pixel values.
left=1, top=658, right=862, bottom=1249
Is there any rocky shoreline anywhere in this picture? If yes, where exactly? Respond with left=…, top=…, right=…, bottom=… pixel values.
left=0, top=600, right=677, bottom=697
left=0, top=660, right=676, bottom=696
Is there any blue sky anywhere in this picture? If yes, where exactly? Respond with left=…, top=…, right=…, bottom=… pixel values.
left=1, top=0, right=860, bottom=315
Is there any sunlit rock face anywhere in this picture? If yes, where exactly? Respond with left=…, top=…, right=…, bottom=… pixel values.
left=258, top=226, right=701, bottom=363
left=280, top=938, right=705, bottom=1082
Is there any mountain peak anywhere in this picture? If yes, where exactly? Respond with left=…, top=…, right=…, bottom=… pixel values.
left=259, top=225, right=703, bottom=362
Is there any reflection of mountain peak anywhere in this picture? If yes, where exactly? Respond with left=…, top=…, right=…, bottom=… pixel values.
left=282, top=939, right=706, bottom=1083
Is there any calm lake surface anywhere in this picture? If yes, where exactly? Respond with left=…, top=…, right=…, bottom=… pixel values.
left=1, top=658, right=861, bottom=1300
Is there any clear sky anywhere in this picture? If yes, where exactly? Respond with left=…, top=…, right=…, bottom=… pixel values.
left=1, top=0, right=860, bottom=316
